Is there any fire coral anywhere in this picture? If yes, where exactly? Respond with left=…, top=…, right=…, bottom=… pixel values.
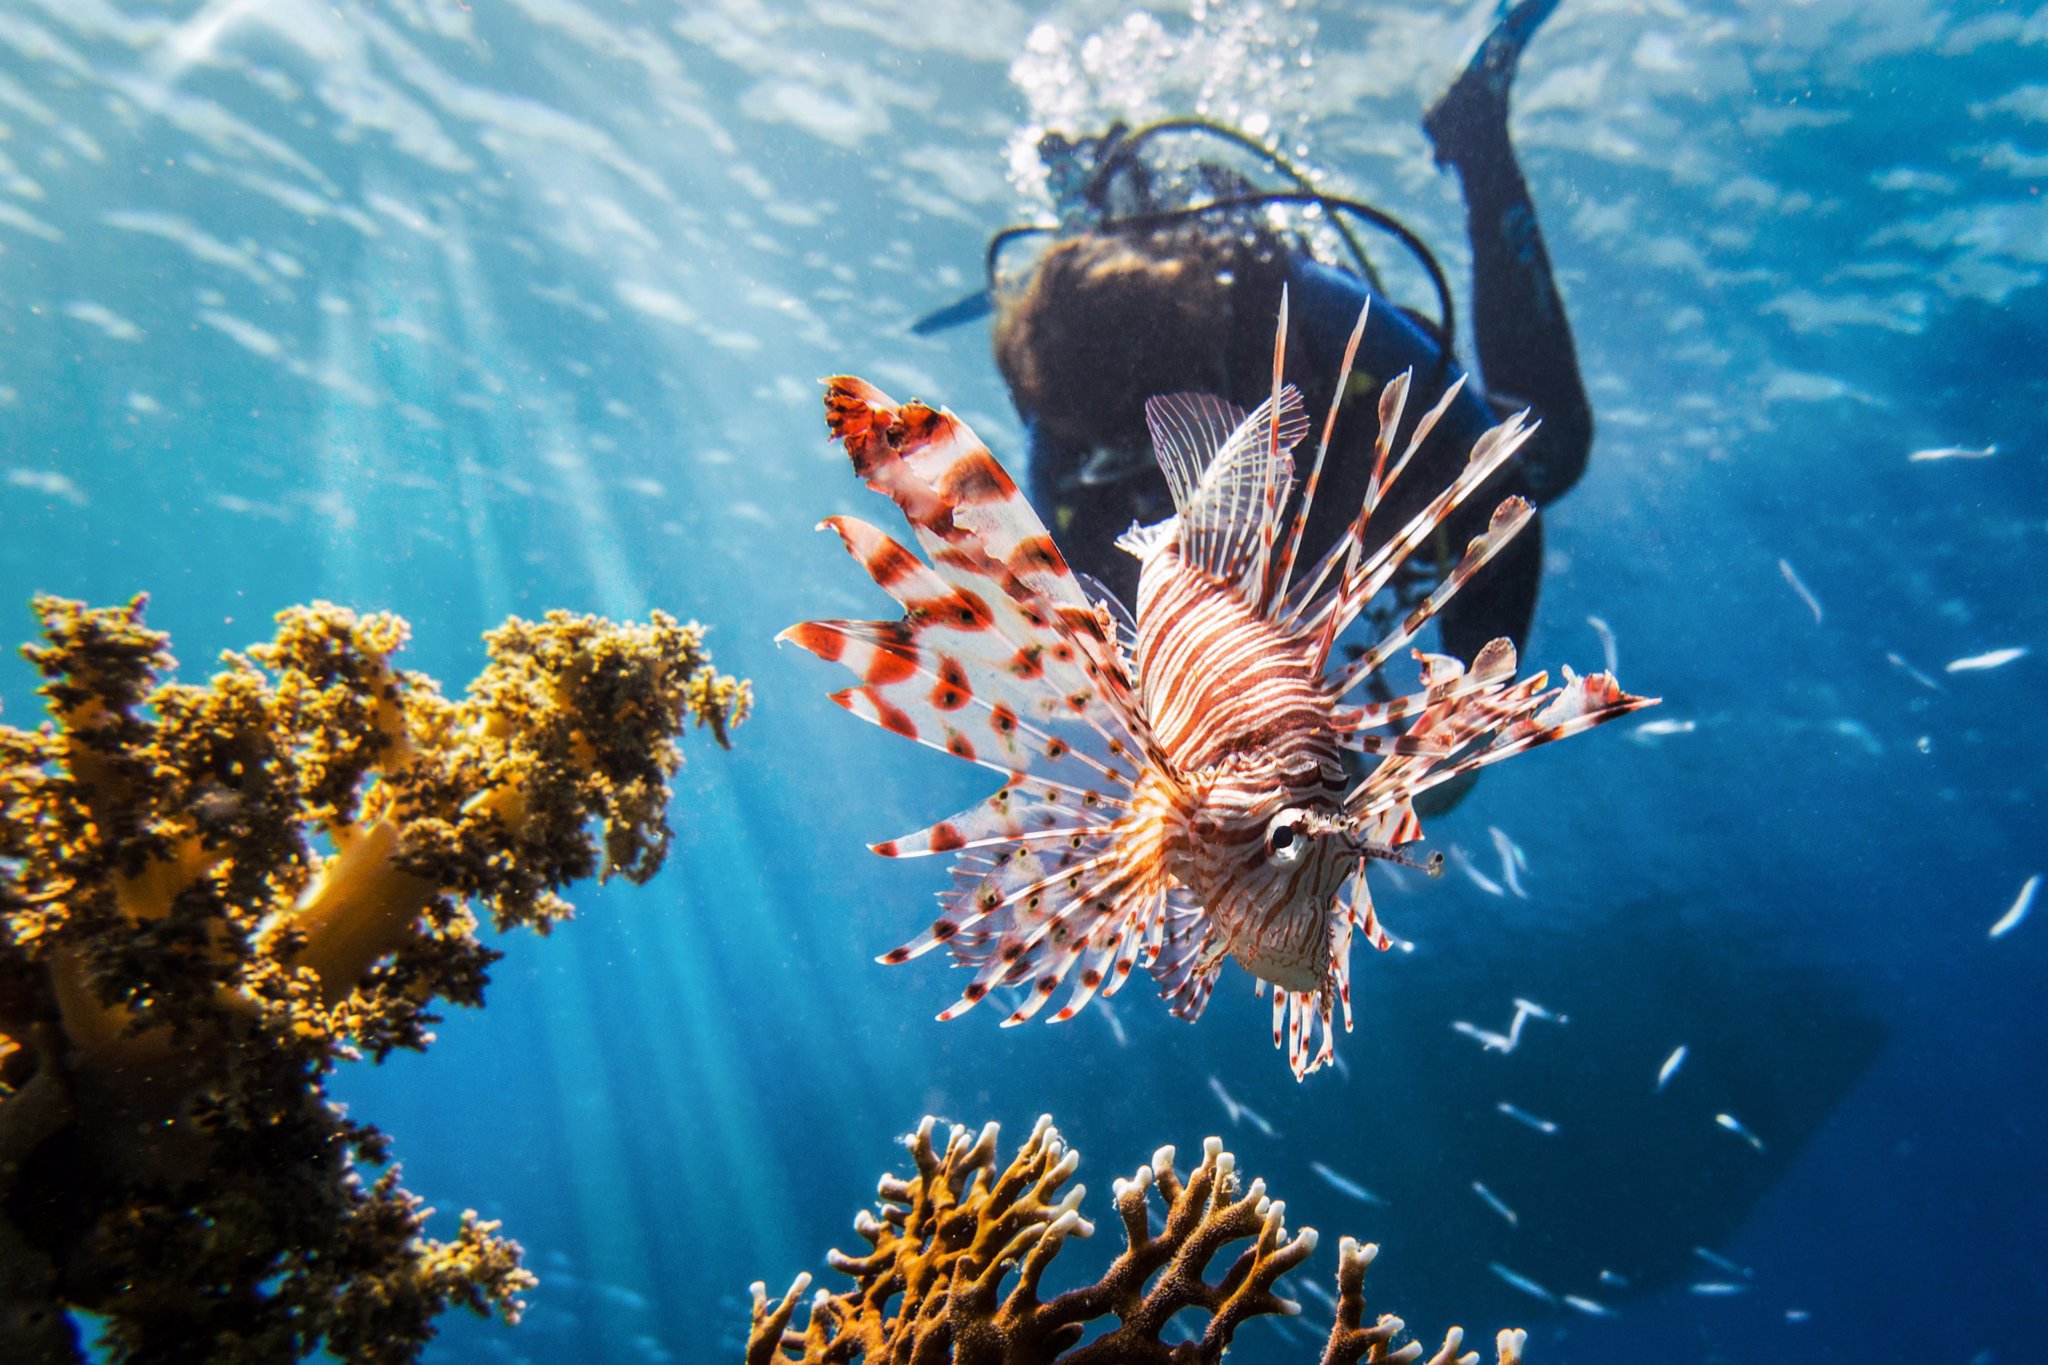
left=749, top=1115, right=1528, bottom=1365
left=0, top=595, right=749, bottom=1363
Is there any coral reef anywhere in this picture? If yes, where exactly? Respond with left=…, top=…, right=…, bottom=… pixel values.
left=749, top=1116, right=1526, bottom=1365
left=0, top=595, right=749, bottom=1364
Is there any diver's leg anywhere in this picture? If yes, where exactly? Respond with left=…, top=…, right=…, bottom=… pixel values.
left=1423, top=0, right=1592, bottom=505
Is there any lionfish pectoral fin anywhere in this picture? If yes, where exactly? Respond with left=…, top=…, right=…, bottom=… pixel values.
left=1148, top=905, right=1225, bottom=1022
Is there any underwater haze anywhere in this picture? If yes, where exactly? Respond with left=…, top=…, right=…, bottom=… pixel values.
left=1, top=0, right=2044, bottom=1361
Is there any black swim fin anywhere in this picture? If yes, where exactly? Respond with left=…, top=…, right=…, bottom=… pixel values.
left=909, top=288, right=994, bottom=336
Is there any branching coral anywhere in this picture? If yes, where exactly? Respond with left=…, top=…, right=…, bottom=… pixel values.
left=0, top=595, right=749, bottom=1364
left=749, top=1116, right=1526, bottom=1365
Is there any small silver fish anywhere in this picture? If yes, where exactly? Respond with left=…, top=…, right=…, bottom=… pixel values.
left=1946, top=646, right=2028, bottom=673
left=1598, top=1269, right=1630, bottom=1288
left=1785, top=1309, right=1811, bottom=1323
left=1498, top=1101, right=1559, bottom=1134
left=1563, top=1294, right=1616, bottom=1317
left=1208, top=1075, right=1277, bottom=1138
left=1310, top=1160, right=1385, bottom=1204
left=1208, top=1075, right=1242, bottom=1126
left=1490, top=1263, right=1555, bottom=1303
left=1490, top=826, right=1529, bottom=898
left=1454, top=1019, right=1517, bottom=1052
left=1715, top=1112, right=1766, bottom=1151
left=1692, top=1246, right=1753, bottom=1279
left=1472, top=1180, right=1519, bottom=1226
left=1689, top=1281, right=1748, bottom=1296
left=1656, top=1044, right=1688, bottom=1091
left=1990, top=874, right=2039, bottom=940
left=1451, top=845, right=1506, bottom=897
left=1778, top=558, right=1823, bottom=624
left=1885, top=651, right=1944, bottom=692
left=1906, top=442, right=1996, bottom=462
left=1099, top=995, right=1129, bottom=1047
left=1630, top=716, right=1697, bottom=742
left=1454, top=999, right=1559, bottom=1054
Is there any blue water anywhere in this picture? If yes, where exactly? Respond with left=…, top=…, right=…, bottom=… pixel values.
left=1, top=1, right=2043, bottom=1362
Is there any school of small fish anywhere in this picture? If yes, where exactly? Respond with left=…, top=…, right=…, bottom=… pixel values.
left=1452, top=996, right=1561, bottom=1054
left=787, top=296, right=1653, bottom=1077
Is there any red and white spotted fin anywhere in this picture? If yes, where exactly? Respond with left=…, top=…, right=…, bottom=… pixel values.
left=824, top=376, right=1087, bottom=609
left=1148, top=898, right=1225, bottom=1022
left=1272, top=985, right=1340, bottom=1080
left=904, top=524, right=1146, bottom=741
left=788, top=398, right=1154, bottom=781
left=1047, top=904, right=1157, bottom=1022
left=930, top=847, right=1156, bottom=1022
left=886, top=841, right=1109, bottom=968
left=801, top=514, right=1134, bottom=733
left=872, top=775, right=1124, bottom=860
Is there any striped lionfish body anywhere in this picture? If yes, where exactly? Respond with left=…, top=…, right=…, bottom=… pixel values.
left=783, top=297, right=1654, bottom=1078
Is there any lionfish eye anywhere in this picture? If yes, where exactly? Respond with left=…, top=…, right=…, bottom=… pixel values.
left=1266, top=811, right=1308, bottom=863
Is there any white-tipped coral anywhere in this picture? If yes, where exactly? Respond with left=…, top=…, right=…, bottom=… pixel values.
left=748, top=1117, right=1524, bottom=1365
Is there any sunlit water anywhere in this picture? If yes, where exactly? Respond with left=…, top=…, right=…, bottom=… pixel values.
left=0, top=2, right=2043, bottom=1362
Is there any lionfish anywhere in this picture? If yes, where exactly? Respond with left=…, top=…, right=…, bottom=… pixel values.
left=782, top=298, right=1653, bottom=1078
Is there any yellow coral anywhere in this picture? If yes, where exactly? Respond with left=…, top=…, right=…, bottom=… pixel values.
left=0, top=595, right=748, bottom=1363
left=749, top=1116, right=1526, bottom=1365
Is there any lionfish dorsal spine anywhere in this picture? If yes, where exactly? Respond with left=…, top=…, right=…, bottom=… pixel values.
left=1270, top=297, right=1372, bottom=614
left=1330, top=495, right=1538, bottom=696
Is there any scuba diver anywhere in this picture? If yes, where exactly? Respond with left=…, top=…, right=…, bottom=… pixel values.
left=915, top=0, right=1589, bottom=724
left=903, top=12, right=1890, bottom=1329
